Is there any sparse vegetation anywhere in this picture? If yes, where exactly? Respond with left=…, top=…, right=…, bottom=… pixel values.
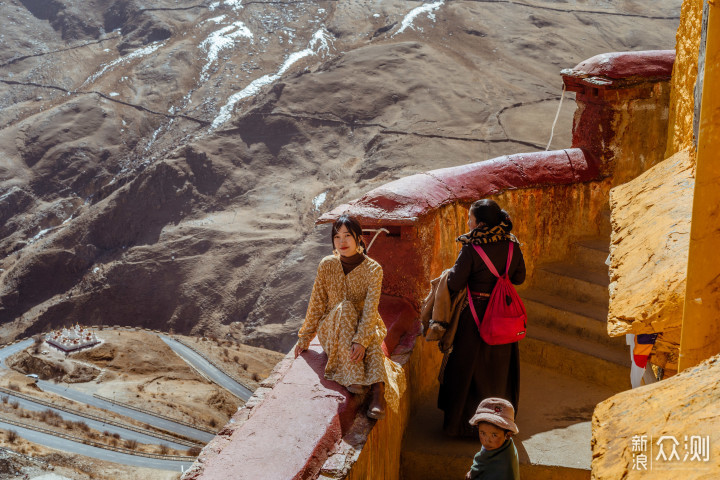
left=6, top=430, right=18, bottom=443
left=124, top=439, right=138, bottom=450
left=33, top=335, right=43, bottom=354
left=75, top=420, right=90, bottom=432
left=252, top=373, right=261, bottom=382
left=0, top=330, right=277, bottom=465
left=187, top=446, right=202, bottom=456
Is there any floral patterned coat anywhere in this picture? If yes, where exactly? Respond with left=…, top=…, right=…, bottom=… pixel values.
left=297, top=254, right=404, bottom=410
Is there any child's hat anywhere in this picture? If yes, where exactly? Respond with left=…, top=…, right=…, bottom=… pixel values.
left=469, top=397, right=519, bottom=434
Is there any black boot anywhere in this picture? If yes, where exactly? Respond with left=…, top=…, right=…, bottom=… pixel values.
left=367, top=383, right=386, bottom=420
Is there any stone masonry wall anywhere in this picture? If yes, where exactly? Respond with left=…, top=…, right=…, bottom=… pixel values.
left=665, top=0, right=704, bottom=158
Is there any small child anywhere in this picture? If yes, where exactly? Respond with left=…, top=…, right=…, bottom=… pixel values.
left=465, top=397, right=520, bottom=480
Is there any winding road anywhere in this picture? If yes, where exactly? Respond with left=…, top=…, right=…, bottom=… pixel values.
left=0, top=391, right=192, bottom=450
left=0, top=332, right=256, bottom=471
left=159, top=335, right=253, bottom=401
left=0, top=420, right=193, bottom=471
left=36, top=380, right=215, bottom=443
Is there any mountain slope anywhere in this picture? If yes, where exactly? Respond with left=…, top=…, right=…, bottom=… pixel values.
left=0, top=0, right=681, bottom=351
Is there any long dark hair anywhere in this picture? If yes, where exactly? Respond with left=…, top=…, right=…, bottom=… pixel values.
left=331, top=215, right=367, bottom=250
left=470, top=199, right=513, bottom=231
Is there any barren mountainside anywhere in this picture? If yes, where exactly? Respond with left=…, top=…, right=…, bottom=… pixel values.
left=0, top=0, right=681, bottom=352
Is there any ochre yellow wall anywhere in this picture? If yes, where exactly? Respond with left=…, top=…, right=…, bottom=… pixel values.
left=679, top=0, right=720, bottom=371
left=342, top=178, right=613, bottom=479
left=665, top=0, right=704, bottom=158
left=342, top=362, right=412, bottom=480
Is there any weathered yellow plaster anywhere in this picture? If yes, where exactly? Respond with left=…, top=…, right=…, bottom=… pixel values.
left=679, top=0, right=720, bottom=371
left=607, top=151, right=694, bottom=337
left=665, top=0, right=703, bottom=158
left=592, top=354, right=720, bottom=479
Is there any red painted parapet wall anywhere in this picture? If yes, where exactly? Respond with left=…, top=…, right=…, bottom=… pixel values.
left=183, top=51, right=674, bottom=480
left=562, top=50, right=675, bottom=185
left=320, top=149, right=598, bottom=227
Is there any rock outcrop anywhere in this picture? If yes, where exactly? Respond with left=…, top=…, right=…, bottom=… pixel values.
left=607, top=150, right=694, bottom=337
left=592, top=354, right=720, bottom=479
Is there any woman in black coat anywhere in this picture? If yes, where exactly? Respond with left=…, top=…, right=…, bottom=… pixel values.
left=438, top=199, right=526, bottom=437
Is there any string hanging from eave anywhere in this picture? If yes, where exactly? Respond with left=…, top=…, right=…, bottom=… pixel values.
left=546, top=82, right=567, bottom=151
left=363, top=228, right=389, bottom=252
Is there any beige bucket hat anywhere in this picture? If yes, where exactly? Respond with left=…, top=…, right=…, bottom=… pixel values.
left=468, top=397, right=519, bottom=435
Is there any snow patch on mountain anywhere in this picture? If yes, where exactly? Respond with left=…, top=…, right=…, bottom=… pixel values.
left=211, top=27, right=333, bottom=130
left=393, top=1, right=444, bottom=37
left=200, top=21, right=254, bottom=81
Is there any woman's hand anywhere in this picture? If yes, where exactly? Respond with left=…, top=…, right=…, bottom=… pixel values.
left=350, top=343, right=366, bottom=363
left=294, top=344, right=307, bottom=358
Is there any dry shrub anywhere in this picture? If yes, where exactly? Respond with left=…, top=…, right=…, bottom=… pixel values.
left=8, top=383, right=19, bottom=391
left=187, top=446, right=202, bottom=456
left=124, top=439, right=138, bottom=450
left=233, top=355, right=239, bottom=363
left=223, top=348, right=229, bottom=357
left=42, top=410, right=61, bottom=427
left=208, top=418, right=218, bottom=428
left=7, top=430, right=18, bottom=443
left=159, top=443, right=169, bottom=455
left=109, top=437, right=119, bottom=447
left=10, top=400, right=19, bottom=409
left=252, top=373, right=261, bottom=382
left=1, top=396, right=8, bottom=404
left=241, top=363, right=248, bottom=371
left=75, top=421, right=90, bottom=432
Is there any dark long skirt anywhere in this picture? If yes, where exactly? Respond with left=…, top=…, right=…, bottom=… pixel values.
left=437, top=299, right=520, bottom=437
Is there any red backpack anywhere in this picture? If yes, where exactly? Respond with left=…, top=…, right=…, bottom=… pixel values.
left=467, top=242, right=527, bottom=345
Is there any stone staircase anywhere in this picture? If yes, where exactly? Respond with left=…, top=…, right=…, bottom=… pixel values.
left=519, top=236, right=629, bottom=391
left=400, top=233, right=631, bottom=480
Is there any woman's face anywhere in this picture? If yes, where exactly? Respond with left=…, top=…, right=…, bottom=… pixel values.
left=467, top=210, right=479, bottom=231
left=333, top=225, right=358, bottom=257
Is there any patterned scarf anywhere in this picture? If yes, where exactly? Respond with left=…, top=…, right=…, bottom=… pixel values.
left=456, top=221, right=518, bottom=245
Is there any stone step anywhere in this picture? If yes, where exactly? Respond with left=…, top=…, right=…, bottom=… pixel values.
left=521, top=289, right=624, bottom=352
left=533, top=262, right=609, bottom=306
left=568, top=238, right=610, bottom=270
left=400, top=362, right=618, bottom=480
left=521, top=324, right=630, bottom=391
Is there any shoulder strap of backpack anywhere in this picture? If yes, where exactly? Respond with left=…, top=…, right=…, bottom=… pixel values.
left=471, top=244, right=499, bottom=278
left=471, top=243, right=514, bottom=278
left=504, top=242, right=514, bottom=278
